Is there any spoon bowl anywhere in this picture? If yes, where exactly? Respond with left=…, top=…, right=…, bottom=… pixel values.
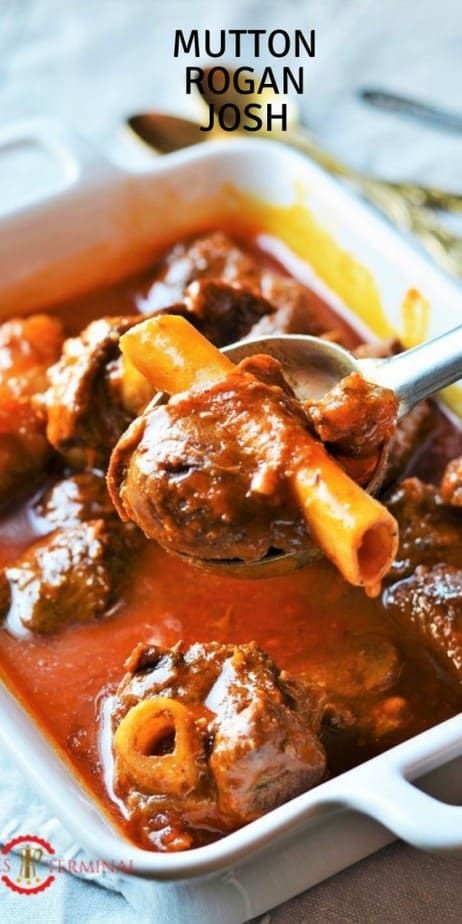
left=126, top=113, right=211, bottom=155
left=174, top=324, right=462, bottom=578
left=197, top=65, right=297, bottom=139
left=172, top=335, right=383, bottom=580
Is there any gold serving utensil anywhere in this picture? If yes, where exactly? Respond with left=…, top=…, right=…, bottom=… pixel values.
left=127, top=113, right=215, bottom=154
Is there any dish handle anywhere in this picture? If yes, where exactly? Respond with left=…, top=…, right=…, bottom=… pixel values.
left=0, top=119, right=137, bottom=316
left=0, top=117, right=121, bottom=210
left=339, top=715, right=462, bottom=853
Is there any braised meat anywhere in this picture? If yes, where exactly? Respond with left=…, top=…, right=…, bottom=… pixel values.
left=305, top=372, right=398, bottom=457
left=108, top=356, right=314, bottom=561
left=383, top=401, right=435, bottom=489
left=2, top=229, right=462, bottom=859
left=0, top=519, right=140, bottom=635
left=248, top=273, right=325, bottom=337
left=303, top=634, right=401, bottom=701
left=112, top=641, right=326, bottom=848
left=354, top=335, right=435, bottom=490
left=1, top=465, right=144, bottom=634
left=43, top=316, right=146, bottom=464
left=386, top=477, right=462, bottom=580
left=141, top=232, right=262, bottom=309
left=208, top=647, right=325, bottom=822
left=139, top=282, right=273, bottom=349
left=34, top=469, right=117, bottom=530
left=301, top=634, right=410, bottom=748
left=440, top=456, right=462, bottom=507
left=182, top=279, right=273, bottom=346
left=0, top=314, right=64, bottom=504
left=142, top=231, right=324, bottom=338
left=40, top=232, right=347, bottom=477
left=354, top=338, right=401, bottom=360
left=384, top=564, right=462, bottom=683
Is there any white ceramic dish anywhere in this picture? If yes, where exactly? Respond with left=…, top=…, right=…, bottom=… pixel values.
left=0, top=121, right=462, bottom=924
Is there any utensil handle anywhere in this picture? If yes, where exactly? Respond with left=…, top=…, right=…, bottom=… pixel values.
left=361, top=89, right=462, bottom=133
left=388, top=182, right=462, bottom=214
left=361, top=324, right=462, bottom=415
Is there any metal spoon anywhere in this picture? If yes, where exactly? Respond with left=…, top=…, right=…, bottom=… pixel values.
left=360, top=88, right=462, bottom=135
left=178, top=324, right=462, bottom=579
left=126, top=113, right=217, bottom=154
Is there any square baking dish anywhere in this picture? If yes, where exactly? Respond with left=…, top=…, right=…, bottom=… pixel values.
left=0, top=123, right=461, bottom=923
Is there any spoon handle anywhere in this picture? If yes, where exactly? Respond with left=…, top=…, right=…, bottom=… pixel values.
left=360, top=89, right=462, bottom=134
left=360, top=324, right=462, bottom=415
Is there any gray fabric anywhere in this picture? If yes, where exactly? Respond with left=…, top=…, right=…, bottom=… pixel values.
left=1, top=0, right=462, bottom=921
left=266, top=842, right=462, bottom=923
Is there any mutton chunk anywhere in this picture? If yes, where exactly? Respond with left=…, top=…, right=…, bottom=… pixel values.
left=181, top=279, right=273, bottom=347
left=133, top=280, right=274, bottom=350
left=0, top=314, right=64, bottom=504
left=207, top=645, right=326, bottom=821
left=301, top=373, right=398, bottom=488
left=142, top=231, right=326, bottom=340
left=140, top=232, right=263, bottom=310
left=302, top=634, right=402, bottom=701
left=385, top=477, right=462, bottom=580
left=2, top=468, right=144, bottom=634
left=354, top=336, right=435, bottom=490
left=0, top=518, right=140, bottom=635
left=107, top=356, right=313, bottom=562
left=34, top=469, right=117, bottom=530
left=43, top=316, right=146, bottom=464
left=440, top=457, right=462, bottom=508
left=382, top=400, right=435, bottom=489
left=112, top=641, right=326, bottom=848
left=384, top=564, right=462, bottom=683
left=248, top=271, right=325, bottom=337
left=300, top=634, right=409, bottom=747
left=305, top=373, right=398, bottom=458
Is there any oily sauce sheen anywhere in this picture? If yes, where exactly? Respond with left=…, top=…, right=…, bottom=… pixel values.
left=0, top=232, right=461, bottom=847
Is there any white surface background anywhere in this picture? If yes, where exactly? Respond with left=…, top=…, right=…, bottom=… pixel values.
left=1, top=0, right=462, bottom=922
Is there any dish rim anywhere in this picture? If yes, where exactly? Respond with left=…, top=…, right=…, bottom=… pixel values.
left=0, top=128, right=462, bottom=878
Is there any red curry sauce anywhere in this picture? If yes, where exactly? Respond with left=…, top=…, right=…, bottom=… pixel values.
left=0, top=233, right=461, bottom=846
